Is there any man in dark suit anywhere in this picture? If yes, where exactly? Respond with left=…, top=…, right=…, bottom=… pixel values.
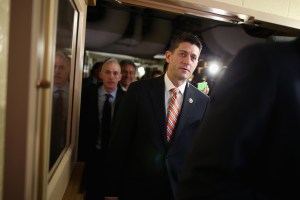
left=104, top=32, right=210, bottom=200
left=82, top=61, right=102, bottom=91
left=119, top=60, right=137, bottom=91
left=177, top=37, right=300, bottom=200
left=78, top=58, right=125, bottom=200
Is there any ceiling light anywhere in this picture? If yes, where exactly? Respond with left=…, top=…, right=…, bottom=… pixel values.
left=208, top=62, right=220, bottom=75
left=153, top=54, right=166, bottom=59
left=137, top=66, right=145, bottom=78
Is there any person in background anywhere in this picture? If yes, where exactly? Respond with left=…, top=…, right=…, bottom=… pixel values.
left=150, top=69, right=164, bottom=78
left=140, top=71, right=152, bottom=80
left=177, top=37, right=300, bottom=200
left=196, top=77, right=210, bottom=95
left=79, top=58, right=125, bottom=200
left=119, top=60, right=136, bottom=91
left=191, top=62, right=210, bottom=95
left=50, top=50, right=70, bottom=169
left=104, top=32, right=210, bottom=200
left=82, top=61, right=102, bottom=90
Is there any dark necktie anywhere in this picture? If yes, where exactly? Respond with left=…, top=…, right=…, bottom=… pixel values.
left=101, top=94, right=112, bottom=151
left=50, top=89, right=66, bottom=168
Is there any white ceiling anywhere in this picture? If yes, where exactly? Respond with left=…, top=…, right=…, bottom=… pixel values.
left=84, top=0, right=299, bottom=64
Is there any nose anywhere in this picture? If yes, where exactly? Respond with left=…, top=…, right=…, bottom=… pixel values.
left=183, top=55, right=191, bottom=65
left=108, top=73, right=114, bottom=78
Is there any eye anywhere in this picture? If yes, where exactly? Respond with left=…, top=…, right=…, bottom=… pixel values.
left=191, top=56, right=197, bottom=61
left=180, top=52, right=186, bottom=57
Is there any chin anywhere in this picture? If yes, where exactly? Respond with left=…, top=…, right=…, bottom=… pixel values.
left=108, top=85, right=117, bottom=90
left=179, top=74, right=189, bottom=80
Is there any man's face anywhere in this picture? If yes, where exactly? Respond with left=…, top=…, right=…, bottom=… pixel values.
left=100, top=62, right=122, bottom=92
left=166, top=42, right=200, bottom=86
left=54, top=55, right=70, bottom=88
left=121, top=64, right=136, bottom=88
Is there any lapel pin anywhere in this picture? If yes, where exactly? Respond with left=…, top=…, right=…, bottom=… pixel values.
left=189, top=98, right=193, bottom=103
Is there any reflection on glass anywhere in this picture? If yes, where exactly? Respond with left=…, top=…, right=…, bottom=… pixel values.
left=49, top=51, right=70, bottom=169
left=49, top=0, right=76, bottom=171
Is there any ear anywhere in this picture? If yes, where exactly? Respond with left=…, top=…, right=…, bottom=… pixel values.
left=117, top=72, right=122, bottom=81
left=165, top=51, right=172, bottom=63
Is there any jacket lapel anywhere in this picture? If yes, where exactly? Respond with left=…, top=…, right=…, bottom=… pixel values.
left=113, top=85, right=125, bottom=119
left=172, top=83, right=194, bottom=140
left=148, top=76, right=167, bottom=145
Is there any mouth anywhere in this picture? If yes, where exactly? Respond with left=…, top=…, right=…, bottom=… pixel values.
left=179, top=67, right=190, bottom=73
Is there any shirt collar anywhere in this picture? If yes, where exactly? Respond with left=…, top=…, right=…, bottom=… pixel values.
left=164, top=73, right=186, bottom=94
left=100, top=85, right=117, bottom=99
left=54, top=84, right=69, bottom=93
left=120, top=83, right=127, bottom=91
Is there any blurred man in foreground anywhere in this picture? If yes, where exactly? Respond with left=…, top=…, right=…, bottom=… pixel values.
left=177, top=37, right=300, bottom=200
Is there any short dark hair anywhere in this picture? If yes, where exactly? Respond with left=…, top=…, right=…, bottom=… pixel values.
left=168, top=32, right=202, bottom=54
left=90, top=61, right=103, bottom=76
left=150, top=69, right=163, bottom=78
left=120, top=60, right=136, bottom=70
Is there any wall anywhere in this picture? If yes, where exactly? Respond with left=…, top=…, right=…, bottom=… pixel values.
left=183, top=0, right=300, bottom=29
left=215, top=0, right=300, bottom=19
left=0, top=0, right=10, bottom=198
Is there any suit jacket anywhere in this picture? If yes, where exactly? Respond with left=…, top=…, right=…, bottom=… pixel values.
left=105, top=75, right=209, bottom=200
left=177, top=37, right=300, bottom=200
left=78, top=83, right=125, bottom=161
